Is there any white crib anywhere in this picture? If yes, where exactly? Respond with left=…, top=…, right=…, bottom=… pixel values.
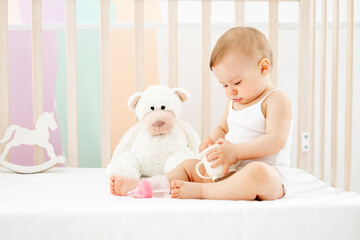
left=0, top=0, right=359, bottom=239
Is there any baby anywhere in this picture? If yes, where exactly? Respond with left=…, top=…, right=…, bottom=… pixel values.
left=110, top=27, right=292, bottom=201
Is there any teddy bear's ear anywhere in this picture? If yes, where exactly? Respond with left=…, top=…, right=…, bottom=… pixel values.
left=173, top=88, right=190, bottom=102
left=127, top=92, right=142, bottom=110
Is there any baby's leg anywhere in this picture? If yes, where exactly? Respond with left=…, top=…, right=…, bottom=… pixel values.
left=171, top=162, right=284, bottom=200
left=165, top=158, right=213, bottom=184
left=110, top=158, right=207, bottom=196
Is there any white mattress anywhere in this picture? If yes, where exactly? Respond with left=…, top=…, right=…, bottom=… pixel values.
left=0, top=166, right=359, bottom=240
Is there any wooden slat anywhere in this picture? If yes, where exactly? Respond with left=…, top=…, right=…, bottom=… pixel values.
left=100, top=0, right=111, bottom=168
left=177, top=0, right=300, bottom=1
left=297, top=0, right=311, bottom=170
left=308, top=0, right=316, bottom=175
left=344, top=0, right=354, bottom=191
left=269, top=0, right=278, bottom=86
left=235, top=0, right=244, bottom=27
left=210, top=0, right=300, bottom=1
left=135, top=0, right=145, bottom=92
left=331, top=0, right=339, bottom=188
left=319, top=0, right=327, bottom=181
left=201, top=0, right=211, bottom=140
left=66, top=0, right=78, bottom=167
left=0, top=0, right=10, bottom=162
left=168, top=0, right=178, bottom=88
left=32, top=0, right=44, bottom=166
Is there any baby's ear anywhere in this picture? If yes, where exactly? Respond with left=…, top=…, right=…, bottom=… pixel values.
left=127, top=92, right=142, bottom=110
left=173, top=88, right=190, bottom=102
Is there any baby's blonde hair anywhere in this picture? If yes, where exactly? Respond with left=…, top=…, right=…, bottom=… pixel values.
left=209, top=27, right=273, bottom=70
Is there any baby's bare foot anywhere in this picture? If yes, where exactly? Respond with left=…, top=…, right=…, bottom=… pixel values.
left=109, top=175, right=140, bottom=196
left=170, top=180, right=203, bottom=199
left=109, top=176, right=116, bottom=195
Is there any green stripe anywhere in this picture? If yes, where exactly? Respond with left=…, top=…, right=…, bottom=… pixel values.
left=110, top=0, right=116, bottom=23
left=76, top=0, right=100, bottom=23
left=56, top=30, right=101, bottom=168
left=77, top=30, right=101, bottom=168
left=75, top=0, right=115, bottom=23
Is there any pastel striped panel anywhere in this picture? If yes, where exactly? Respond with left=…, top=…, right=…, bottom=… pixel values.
left=77, top=30, right=101, bottom=168
left=8, top=30, right=63, bottom=166
left=55, top=30, right=68, bottom=164
left=42, top=31, right=63, bottom=163
left=8, top=0, right=22, bottom=24
left=110, top=0, right=161, bottom=153
left=16, top=0, right=66, bottom=24
left=56, top=30, right=103, bottom=168
left=8, top=31, right=33, bottom=166
left=6, top=0, right=161, bottom=167
left=55, top=30, right=102, bottom=168
left=76, top=0, right=100, bottom=23
left=109, top=29, right=160, bottom=153
left=110, top=30, right=136, bottom=153
left=42, top=0, right=66, bottom=24
left=17, top=0, right=32, bottom=24
left=13, top=0, right=114, bottom=24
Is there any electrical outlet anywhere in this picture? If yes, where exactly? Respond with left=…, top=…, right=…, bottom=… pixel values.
left=301, top=132, right=309, bottom=152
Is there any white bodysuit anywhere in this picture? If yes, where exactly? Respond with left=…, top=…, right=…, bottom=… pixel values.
left=225, top=89, right=292, bottom=169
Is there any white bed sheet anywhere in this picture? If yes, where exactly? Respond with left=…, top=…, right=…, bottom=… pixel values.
left=0, top=166, right=359, bottom=240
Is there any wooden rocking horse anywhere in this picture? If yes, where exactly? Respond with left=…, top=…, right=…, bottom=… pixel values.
left=0, top=112, right=65, bottom=173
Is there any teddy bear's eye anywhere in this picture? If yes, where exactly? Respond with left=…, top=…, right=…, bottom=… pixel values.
left=161, top=105, right=166, bottom=110
left=150, top=106, right=155, bottom=111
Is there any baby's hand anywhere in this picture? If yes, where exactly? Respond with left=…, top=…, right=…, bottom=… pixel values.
left=205, top=138, right=238, bottom=175
left=199, top=137, right=214, bottom=153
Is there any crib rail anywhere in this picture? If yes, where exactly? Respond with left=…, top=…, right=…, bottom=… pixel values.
left=0, top=0, right=9, bottom=162
left=0, top=0, right=356, bottom=192
left=345, top=0, right=354, bottom=192
left=66, top=0, right=78, bottom=168
left=100, top=0, right=111, bottom=173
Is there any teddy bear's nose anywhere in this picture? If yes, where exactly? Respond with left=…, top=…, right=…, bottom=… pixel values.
left=153, top=120, right=165, bottom=128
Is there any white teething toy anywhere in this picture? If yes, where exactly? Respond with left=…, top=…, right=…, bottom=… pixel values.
left=196, top=144, right=238, bottom=181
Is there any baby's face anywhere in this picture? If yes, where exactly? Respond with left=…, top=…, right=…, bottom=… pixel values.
left=212, top=53, right=270, bottom=106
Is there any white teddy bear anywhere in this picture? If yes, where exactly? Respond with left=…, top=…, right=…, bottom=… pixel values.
left=106, top=85, right=200, bottom=179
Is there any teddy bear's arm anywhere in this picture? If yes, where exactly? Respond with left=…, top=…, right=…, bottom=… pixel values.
left=107, top=124, right=142, bottom=179
left=177, top=119, right=201, bottom=156
left=106, top=151, right=141, bottom=179
left=112, top=123, right=141, bottom=159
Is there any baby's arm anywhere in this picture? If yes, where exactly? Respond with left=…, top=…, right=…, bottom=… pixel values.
left=233, top=91, right=292, bottom=160
left=207, top=91, right=292, bottom=173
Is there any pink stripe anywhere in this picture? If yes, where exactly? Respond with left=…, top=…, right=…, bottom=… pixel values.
left=42, top=0, right=66, bottom=24
left=8, top=31, right=63, bottom=166
left=18, top=0, right=32, bottom=24
left=18, top=0, right=66, bottom=24
left=42, top=31, right=64, bottom=163
left=8, top=31, right=34, bottom=166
